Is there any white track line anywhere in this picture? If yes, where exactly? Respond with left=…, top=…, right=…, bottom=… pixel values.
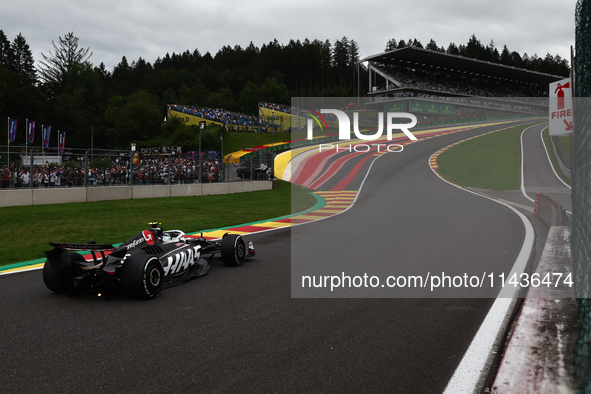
left=539, top=125, right=572, bottom=190
left=429, top=130, right=535, bottom=394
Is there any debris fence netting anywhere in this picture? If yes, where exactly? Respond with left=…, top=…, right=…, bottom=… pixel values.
left=572, top=0, right=591, bottom=390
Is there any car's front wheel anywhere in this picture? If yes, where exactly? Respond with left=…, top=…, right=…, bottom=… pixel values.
left=120, top=255, right=164, bottom=299
left=221, top=234, right=246, bottom=267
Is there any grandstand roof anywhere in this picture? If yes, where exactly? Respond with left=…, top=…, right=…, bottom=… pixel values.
left=360, top=46, right=564, bottom=87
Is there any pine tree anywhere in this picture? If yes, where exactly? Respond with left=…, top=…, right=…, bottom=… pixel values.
left=38, top=32, right=92, bottom=96
left=385, top=39, right=398, bottom=51
left=0, top=30, right=11, bottom=66
left=11, top=33, right=36, bottom=81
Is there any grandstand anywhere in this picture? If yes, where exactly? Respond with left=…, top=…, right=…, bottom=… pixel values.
left=168, top=104, right=262, bottom=132
left=360, top=45, right=565, bottom=118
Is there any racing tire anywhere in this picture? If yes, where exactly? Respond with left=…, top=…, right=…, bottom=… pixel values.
left=221, top=234, right=246, bottom=267
left=43, top=252, right=84, bottom=294
left=120, top=255, right=165, bottom=299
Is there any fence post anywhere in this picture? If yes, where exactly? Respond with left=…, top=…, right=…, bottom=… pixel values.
left=84, top=149, right=89, bottom=187
left=167, top=154, right=171, bottom=185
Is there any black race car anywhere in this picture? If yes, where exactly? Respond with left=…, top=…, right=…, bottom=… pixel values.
left=42, top=222, right=255, bottom=299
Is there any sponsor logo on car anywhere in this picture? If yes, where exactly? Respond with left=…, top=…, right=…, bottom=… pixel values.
left=163, top=245, right=202, bottom=276
left=142, top=230, right=155, bottom=245
left=126, top=238, right=145, bottom=250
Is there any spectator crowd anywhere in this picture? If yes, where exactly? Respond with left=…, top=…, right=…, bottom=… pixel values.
left=0, top=154, right=226, bottom=189
left=372, top=64, right=546, bottom=99
left=259, top=102, right=291, bottom=114
left=168, top=104, right=259, bottom=128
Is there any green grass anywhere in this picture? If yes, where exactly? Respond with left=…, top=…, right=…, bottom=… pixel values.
left=436, top=123, right=538, bottom=190
left=558, top=135, right=572, bottom=158
left=0, top=180, right=316, bottom=267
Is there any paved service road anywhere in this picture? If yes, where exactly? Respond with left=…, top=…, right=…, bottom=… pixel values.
left=522, top=122, right=571, bottom=211
left=0, top=119, right=539, bottom=393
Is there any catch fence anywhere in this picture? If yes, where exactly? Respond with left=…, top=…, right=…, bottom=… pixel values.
left=0, top=147, right=274, bottom=190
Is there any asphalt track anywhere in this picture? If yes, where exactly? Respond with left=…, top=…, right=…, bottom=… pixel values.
left=0, top=119, right=552, bottom=393
left=522, top=123, right=572, bottom=210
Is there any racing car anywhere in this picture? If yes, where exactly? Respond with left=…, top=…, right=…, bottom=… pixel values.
left=42, top=222, right=255, bottom=299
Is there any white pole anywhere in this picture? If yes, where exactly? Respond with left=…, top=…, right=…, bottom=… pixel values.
left=7, top=117, right=9, bottom=167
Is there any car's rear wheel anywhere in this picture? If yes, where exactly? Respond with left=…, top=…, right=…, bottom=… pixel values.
left=221, top=234, right=246, bottom=266
left=43, top=252, right=84, bottom=294
left=120, top=255, right=164, bottom=299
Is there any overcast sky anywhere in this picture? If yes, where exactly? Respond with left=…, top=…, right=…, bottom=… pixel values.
left=2, top=0, right=579, bottom=72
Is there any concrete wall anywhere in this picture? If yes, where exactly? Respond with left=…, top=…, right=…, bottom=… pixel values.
left=87, top=186, right=132, bottom=202
left=33, top=187, right=87, bottom=205
left=0, top=181, right=273, bottom=207
left=535, top=192, right=564, bottom=227
left=0, top=189, right=34, bottom=207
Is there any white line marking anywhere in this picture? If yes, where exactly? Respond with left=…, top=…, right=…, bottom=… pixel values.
left=539, top=125, right=572, bottom=190
left=429, top=130, right=535, bottom=394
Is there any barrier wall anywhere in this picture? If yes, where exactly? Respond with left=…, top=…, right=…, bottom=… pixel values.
left=0, top=181, right=272, bottom=207
left=535, top=192, right=564, bottom=227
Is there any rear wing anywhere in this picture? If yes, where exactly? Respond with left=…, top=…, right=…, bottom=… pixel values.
left=49, top=242, right=115, bottom=251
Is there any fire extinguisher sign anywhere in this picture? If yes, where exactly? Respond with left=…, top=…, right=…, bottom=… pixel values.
left=549, top=77, right=573, bottom=136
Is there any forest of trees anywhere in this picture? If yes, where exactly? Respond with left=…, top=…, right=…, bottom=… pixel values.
left=0, top=31, right=570, bottom=152
left=385, top=35, right=570, bottom=76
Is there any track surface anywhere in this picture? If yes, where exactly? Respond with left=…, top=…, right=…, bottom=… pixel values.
left=0, top=119, right=551, bottom=393
left=522, top=123, right=572, bottom=210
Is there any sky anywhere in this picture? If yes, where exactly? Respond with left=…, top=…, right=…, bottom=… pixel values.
left=1, top=0, right=579, bottom=72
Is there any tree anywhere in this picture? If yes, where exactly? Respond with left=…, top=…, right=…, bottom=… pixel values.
left=0, top=32, right=40, bottom=131
left=411, top=38, right=423, bottom=48
left=0, top=30, right=11, bottom=66
left=447, top=42, right=460, bottom=55
left=333, top=36, right=351, bottom=91
left=385, top=39, right=397, bottom=51
left=206, top=87, right=235, bottom=110
left=111, top=56, right=133, bottom=96
left=115, top=89, right=162, bottom=146
left=238, top=81, right=261, bottom=114
left=38, top=32, right=92, bottom=97
left=259, top=77, right=289, bottom=104
left=426, top=39, right=439, bottom=51
left=500, top=45, right=512, bottom=65
left=11, top=33, right=36, bottom=81
left=348, top=39, right=360, bottom=68
left=465, top=34, right=485, bottom=59
left=53, top=62, right=102, bottom=146
left=486, top=40, right=500, bottom=63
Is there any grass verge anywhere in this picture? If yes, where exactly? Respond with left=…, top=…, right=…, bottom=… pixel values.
left=0, top=180, right=316, bottom=267
left=436, top=123, right=541, bottom=190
